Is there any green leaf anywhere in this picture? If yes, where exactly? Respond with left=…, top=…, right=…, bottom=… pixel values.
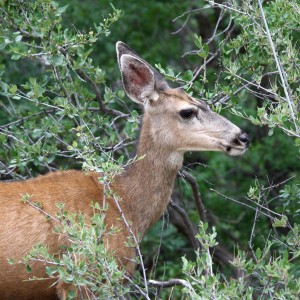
left=66, top=289, right=75, bottom=300
left=272, top=215, right=288, bottom=228
left=50, top=54, right=65, bottom=67
left=198, top=44, right=209, bottom=58
left=9, top=84, right=18, bottom=94
left=57, top=5, right=69, bottom=15
left=182, top=70, right=193, bottom=81
left=26, top=265, right=32, bottom=273
left=117, top=155, right=124, bottom=164
left=15, top=35, right=22, bottom=42
left=45, top=266, right=57, bottom=276
left=32, top=129, right=43, bottom=139
left=255, top=247, right=262, bottom=260
left=194, top=34, right=202, bottom=49
left=182, top=256, right=188, bottom=272
left=11, top=54, right=21, bottom=60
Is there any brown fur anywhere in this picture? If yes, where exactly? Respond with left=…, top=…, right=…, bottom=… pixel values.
left=0, top=170, right=138, bottom=299
left=0, top=42, right=249, bottom=299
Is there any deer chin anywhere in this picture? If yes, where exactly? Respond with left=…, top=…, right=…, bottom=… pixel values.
left=224, top=145, right=248, bottom=156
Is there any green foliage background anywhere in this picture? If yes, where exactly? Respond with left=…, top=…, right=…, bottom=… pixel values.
left=0, top=0, right=299, bottom=298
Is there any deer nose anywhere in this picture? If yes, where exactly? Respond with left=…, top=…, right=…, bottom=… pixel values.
left=238, top=132, right=250, bottom=146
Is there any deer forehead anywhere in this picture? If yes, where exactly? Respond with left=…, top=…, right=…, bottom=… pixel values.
left=173, top=100, right=198, bottom=111
left=160, top=90, right=202, bottom=111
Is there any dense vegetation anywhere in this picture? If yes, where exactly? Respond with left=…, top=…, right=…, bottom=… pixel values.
left=0, top=0, right=299, bottom=298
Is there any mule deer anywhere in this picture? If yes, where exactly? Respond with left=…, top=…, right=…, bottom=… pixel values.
left=0, top=42, right=249, bottom=299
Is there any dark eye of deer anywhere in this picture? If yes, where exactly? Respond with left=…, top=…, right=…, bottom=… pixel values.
left=179, top=109, right=195, bottom=119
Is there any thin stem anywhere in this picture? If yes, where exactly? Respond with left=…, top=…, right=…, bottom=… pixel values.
left=258, top=0, right=298, bottom=133
left=210, top=188, right=276, bottom=220
left=149, top=278, right=193, bottom=290
left=22, top=196, right=60, bottom=223
left=249, top=207, right=260, bottom=263
left=109, top=187, right=150, bottom=299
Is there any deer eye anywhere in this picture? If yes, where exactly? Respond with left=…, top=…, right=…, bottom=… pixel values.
left=179, top=109, right=195, bottom=119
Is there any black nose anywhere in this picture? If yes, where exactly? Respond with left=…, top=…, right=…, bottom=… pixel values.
left=238, top=132, right=250, bottom=146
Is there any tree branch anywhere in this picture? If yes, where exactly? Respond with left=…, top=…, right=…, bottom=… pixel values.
left=181, top=170, right=207, bottom=222
left=168, top=201, right=200, bottom=250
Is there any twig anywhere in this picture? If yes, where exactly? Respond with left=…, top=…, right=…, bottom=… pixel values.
left=172, top=7, right=212, bottom=23
left=52, top=66, right=73, bottom=105
left=150, top=212, right=166, bottom=280
left=186, top=22, right=235, bottom=85
left=28, top=258, right=63, bottom=266
left=207, top=9, right=225, bottom=44
left=172, top=13, right=190, bottom=34
left=214, top=71, right=280, bottom=105
left=21, top=195, right=60, bottom=223
left=277, top=125, right=300, bottom=138
left=0, top=109, right=56, bottom=129
left=249, top=207, right=260, bottom=264
left=261, top=175, right=295, bottom=191
left=244, top=194, right=283, bottom=219
left=223, top=68, right=286, bottom=102
left=124, top=275, right=152, bottom=299
left=207, top=13, right=233, bottom=44
left=210, top=188, right=277, bottom=220
left=258, top=0, right=299, bottom=133
left=187, top=51, right=219, bottom=85
left=109, top=188, right=150, bottom=299
left=149, top=278, right=193, bottom=290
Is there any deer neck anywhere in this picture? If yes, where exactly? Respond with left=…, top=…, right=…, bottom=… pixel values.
left=115, top=113, right=183, bottom=237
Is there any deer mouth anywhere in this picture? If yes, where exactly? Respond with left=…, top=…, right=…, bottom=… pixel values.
left=224, top=145, right=248, bottom=156
left=218, top=142, right=249, bottom=156
left=220, top=132, right=250, bottom=156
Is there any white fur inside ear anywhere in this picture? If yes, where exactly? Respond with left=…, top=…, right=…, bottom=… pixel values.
left=141, top=88, right=159, bottom=102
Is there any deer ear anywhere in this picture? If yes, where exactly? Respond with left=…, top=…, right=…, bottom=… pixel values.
left=116, top=41, right=169, bottom=104
left=119, top=54, right=159, bottom=104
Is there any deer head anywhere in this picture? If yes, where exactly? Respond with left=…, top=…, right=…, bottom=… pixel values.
left=116, top=41, right=249, bottom=157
